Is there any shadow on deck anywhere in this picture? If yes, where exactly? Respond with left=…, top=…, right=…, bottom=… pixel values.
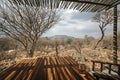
left=0, top=56, right=95, bottom=80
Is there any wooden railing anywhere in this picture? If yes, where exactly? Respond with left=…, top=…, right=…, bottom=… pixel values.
left=91, top=60, right=120, bottom=76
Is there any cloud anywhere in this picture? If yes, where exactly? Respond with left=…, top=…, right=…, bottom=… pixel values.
left=42, top=9, right=120, bottom=38
left=71, top=12, right=95, bottom=21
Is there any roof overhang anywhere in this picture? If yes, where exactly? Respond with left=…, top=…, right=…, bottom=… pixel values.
left=11, top=0, right=120, bottom=12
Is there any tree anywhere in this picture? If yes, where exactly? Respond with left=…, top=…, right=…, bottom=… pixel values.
left=0, top=0, right=60, bottom=57
left=66, top=38, right=73, bottom=45
left=0, top=37, right=16, bottom=51
left=72, top=39, right=83, bottom=54
left=55, top=40, right=59, bottom=56
left=84, top=35, right=94, bottom=46
left=101, top=36, right=112, bottom=50
left=93, top=10, right=113, bottom=49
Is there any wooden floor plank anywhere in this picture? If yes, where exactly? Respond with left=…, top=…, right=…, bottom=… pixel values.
left=0, top=56, right=95, bottom=80
left=56, top=56, right=70, bottom=80
left=31, top=57, right=44, bottom=80
left=26, top=58, right=38, bottom=80
left=0, top=59, right=27, bottom=80
left=0, top=59, right=23, bottom=79
left=61, top=57, right=77, bottom=80
left=55, top=57, right=66, bottom=80
left=21, top=59, right=36, bottom=80
left=14, top=60, right=32, bottom=80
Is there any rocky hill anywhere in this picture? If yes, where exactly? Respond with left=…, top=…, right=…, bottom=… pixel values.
left=49, top=35, right=75, bottom=40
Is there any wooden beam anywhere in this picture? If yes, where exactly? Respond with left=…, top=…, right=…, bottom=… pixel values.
left=61, top=0, right=111, bottom=6
left=113, top=5, right=118, bottom=64
left=112, top=1, right=120, bottom=7
left=106, top=1, right=120, bottom=10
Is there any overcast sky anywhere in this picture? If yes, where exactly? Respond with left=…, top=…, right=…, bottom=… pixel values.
left=1, top=0, right=119, bottom=38
left=42, top=9, right=120, bottom=38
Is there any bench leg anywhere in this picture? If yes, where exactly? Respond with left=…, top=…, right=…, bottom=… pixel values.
left=95, top=76, right=99, bottom=80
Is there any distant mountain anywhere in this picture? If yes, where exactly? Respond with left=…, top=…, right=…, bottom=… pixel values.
left=49, top=35, right=75, bottom=40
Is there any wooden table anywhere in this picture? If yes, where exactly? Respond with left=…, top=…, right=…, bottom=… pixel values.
left=0, top=56, right=95, bottom=80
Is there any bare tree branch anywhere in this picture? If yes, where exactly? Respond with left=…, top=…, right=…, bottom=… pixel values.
left=93, top=10, right=114, bottom=49
left=0, top=0, right=61, bottom=57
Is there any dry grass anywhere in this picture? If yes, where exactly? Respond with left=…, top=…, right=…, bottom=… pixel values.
left=0, top=48, right=120, bottom=72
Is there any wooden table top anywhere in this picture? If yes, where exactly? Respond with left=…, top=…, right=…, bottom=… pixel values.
left=0, top=56, right=95, bottom=80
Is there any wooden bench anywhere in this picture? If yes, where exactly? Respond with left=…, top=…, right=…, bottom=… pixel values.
left=93, top=72, right=120, bottom=80
left=91, top=60, right=120, bottom=80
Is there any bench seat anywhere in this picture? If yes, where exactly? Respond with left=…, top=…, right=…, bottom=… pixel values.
left=92, top=72, right=120, bottom=80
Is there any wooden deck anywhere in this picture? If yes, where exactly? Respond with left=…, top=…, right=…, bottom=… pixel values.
left=0, top=56, right=95, bottom=80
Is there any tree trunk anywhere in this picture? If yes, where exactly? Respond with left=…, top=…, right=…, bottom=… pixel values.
left=28, top=42, right=36, bottom=57
left=94, top=26, right=105, bottom=49
left=29, top=48, right=35, bottom=57
left=55, top=41, right=59, bottom=56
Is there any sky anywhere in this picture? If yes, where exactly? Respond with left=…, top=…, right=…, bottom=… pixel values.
left=42, top=9, right=120, bottom=38
left=0, top=0, right=119, bottom=38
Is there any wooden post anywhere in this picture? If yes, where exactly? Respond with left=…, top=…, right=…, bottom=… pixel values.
left=100, top=63, right=103, bottom=72
left=92, top=61, right=95, bottom=71
left=108, top=64, right=111, bottom=74
left=113, top=5, right=118, bottom=64
left=118, top=66, right=120, bottom=76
